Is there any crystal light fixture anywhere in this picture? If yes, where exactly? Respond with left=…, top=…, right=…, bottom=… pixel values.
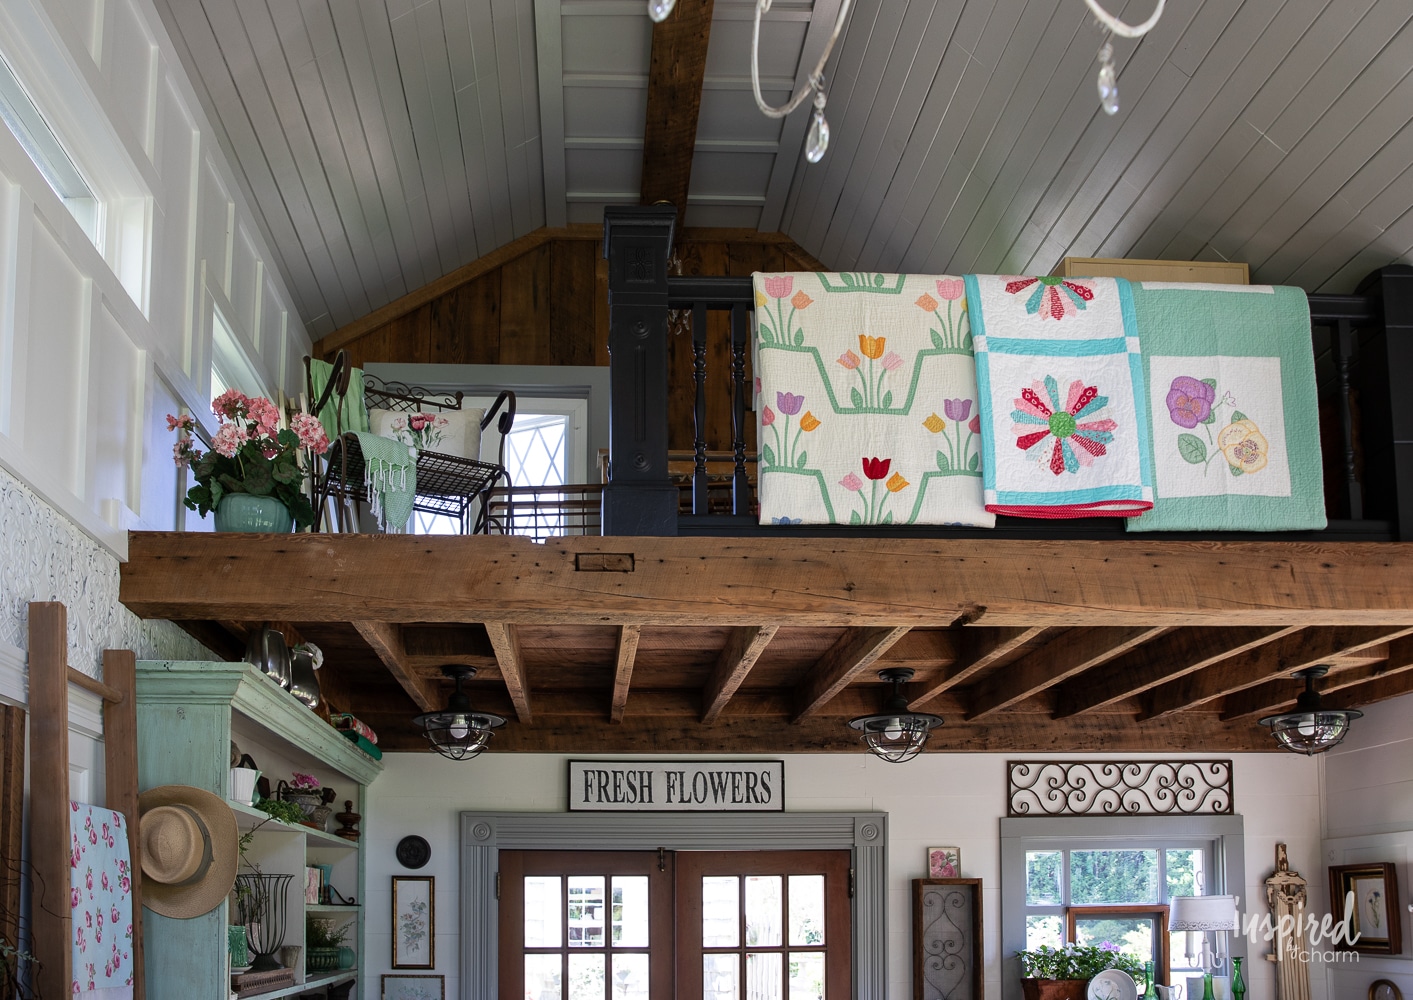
left=847, top=668, right=944, bottom=763
left=413, top=665, right=507, bottom=760
left=1258, top=666, right=1362, bottom=755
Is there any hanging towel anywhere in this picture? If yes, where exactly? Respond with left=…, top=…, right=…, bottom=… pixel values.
left=352, top=431, right=416, bottom=531
left=1125, top=282, right=1326, bottom=531
left=967, top=274, right=1154, bottom=517
left=308, top=358, right=370, bottom=440
left=70, top=802, right=135, bottom=1000
left=751, top=272, right=994, bottom=527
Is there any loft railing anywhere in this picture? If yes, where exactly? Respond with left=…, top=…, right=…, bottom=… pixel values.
left=601, top=205, right=1413, bottom=541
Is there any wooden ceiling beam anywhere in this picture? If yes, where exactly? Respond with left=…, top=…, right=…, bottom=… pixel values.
left=639, top=0, right=714, bottom=223
left=120, top=534, right=1413, bottom=628
left=1142, top=626, right=1413, bottom=721
left=701, top=625, right=779, bottom=724
left=483, top=623, right=533, bottom=724
left=908, top=627, right=1047, bottom=709
left=1050, top=626, right=1298, bottom=719
left=610, top=625, right=643, bottom=724
left=352, top=621, right=438, bottom=713
left=792, top=626, right=912, bottom=722
left=1318, top=665, right=1413, bottom=712
left=1220, top=638, right=1413, bottom=720
left=966, top=626, right=1169, bottom=720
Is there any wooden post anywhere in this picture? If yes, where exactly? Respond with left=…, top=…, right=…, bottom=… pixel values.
left=28, top=602, right=70, bottom=1000
left=103, top=649, right=145, bottom=1000
left=0, top=705, right=24, bottom=953
left=602, top=205, right=680, bottom=535
left=1357, top=264, right=1413, bottom=539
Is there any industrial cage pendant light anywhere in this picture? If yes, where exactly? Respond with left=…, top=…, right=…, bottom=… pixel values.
left=644, top=0, right=1165, bottom=161
left=1258, top=666, right=1362, bottom=756
left=847, top=667, right=944, bottom=763
left=412, top=665, right=507, bottom=760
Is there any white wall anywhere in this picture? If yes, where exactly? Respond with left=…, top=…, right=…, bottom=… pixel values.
left=1320, top=693, right=1413, bottom=997
left=363, top=751, right=1323, bottom=1000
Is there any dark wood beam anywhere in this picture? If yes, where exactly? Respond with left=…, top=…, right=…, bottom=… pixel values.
left=966, top=627, right=1168, bottom=720
left=610, top=625, right=643, bottom=723
left=1142, top=626, right=1413, bottom=720
left=1221, top=638, right=1413, bottom=720
left=352, top=621, right=438, bottom=713
left=484, top=623, right=534, bottom=723
left=702, top=625, right=779, bottom=723
left=1319, top=666, right=1413, bottom=711
left=792, top=626, right=912, bottom=722
left=1050, top=626, right=1297, bottom=719
left=639, top=0, right=714, bottom=223
left=908, top=627, right=1047, bottom=709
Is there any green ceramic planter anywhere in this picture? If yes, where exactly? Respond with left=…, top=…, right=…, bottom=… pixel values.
left=306, top=946, right=340, bottom=973
left=213, top=494, right=293, bottom=533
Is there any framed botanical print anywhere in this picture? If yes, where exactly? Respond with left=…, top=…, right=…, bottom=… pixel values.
left=1329, top=863, right=1402, bottom=955
left=392, top=875, right=435, bottom=968
left=382, top=973, right=445, bottom=1000
left=927, top=846, right=961, bottom=879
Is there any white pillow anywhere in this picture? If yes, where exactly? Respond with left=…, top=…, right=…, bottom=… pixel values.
left=369, top=407, right=485, bottom=460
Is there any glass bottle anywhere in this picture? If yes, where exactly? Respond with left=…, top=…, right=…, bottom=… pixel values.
left=1202, top=973, right=1216, bottom=1000
left=1141, top=961, right=1159, bottom=999
left=1230, top=956, right=1247, bottom=999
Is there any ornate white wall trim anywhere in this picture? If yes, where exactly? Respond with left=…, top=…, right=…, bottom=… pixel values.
left=0, top=463, right=212, bottom=677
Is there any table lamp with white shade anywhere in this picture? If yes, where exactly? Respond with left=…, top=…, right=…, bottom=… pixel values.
left=1171, top=895, right=1240, bottom=998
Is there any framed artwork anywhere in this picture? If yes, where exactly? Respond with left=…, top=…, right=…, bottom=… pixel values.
left=392, top=875, right=435, bottom=968
left=1329, top=863, right=1402, bottom=955
left=913, top=878, right=983, bottom=1000
left=382, top=974, right=445, bottom=1000
left=927, top=846, right=961, bottom=879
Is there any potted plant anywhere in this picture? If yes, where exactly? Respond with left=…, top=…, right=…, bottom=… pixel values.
left=306, top=916, right=351, bottom=973
left=1016, top=943, right=1146, bottom=1000
left=169, top=389, right=330, bottom=532
left=277, top=772, right=326, bottom=825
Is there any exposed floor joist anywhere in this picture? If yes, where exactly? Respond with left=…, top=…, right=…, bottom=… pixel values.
left=352, top=621, right=436, bottom=712
left=484, top=622, right=533, bottom=723
left=1221, top=638, right=1413, bottom=720
left=908, top=627, right=1047, bottom=709
left=701, top=625, right=779, bottom=724
left=611, top=625, right=643, bottom=723
left=639, top=0, right=714, bottom=223
left=792, top=627, right=912, bottom=722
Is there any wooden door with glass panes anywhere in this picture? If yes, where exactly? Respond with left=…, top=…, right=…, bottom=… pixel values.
left=499, top=851, right=674, bottom=1000
left=677, top=851, right=851, bottom=1000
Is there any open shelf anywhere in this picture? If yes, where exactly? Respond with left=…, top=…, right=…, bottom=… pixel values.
left=306, top=903, right=361, bottom=914
left=227, top=800, right=359, bottom=850
left=239, top=969, right=358, bottom=1000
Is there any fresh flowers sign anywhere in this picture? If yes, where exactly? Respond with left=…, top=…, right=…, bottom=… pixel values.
left=170, top=389, right=330, bottom=528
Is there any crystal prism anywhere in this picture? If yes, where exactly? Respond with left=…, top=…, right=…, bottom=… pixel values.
left=1098, top=62, right=1119, bottom=115
left=805, top=110, right=829, bottom=163
left=647, top=0, right=675, bottom=22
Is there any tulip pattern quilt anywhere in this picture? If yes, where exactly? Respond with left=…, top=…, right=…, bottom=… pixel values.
left=752, top=272, right=995, bottom=527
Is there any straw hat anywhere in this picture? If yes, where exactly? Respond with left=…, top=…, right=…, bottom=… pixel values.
left=138, top=784, right=238, bottom=918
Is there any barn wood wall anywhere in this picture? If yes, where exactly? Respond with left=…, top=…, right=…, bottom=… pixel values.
left=312, top=226, right=825, bottom=454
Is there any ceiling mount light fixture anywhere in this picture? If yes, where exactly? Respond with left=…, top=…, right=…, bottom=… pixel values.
left=847, top=668, right=944, bottom=764
left=1258, top=666, right=1362, bottom=756
left=413, top=665, right=507, bottom=761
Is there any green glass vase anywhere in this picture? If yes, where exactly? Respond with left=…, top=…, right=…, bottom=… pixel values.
left=1141, top=961, right=1159, bottom=998
left=1230, top=957, right=1246, bottom=999
left=1201, top=973, right=1216, bottom=1000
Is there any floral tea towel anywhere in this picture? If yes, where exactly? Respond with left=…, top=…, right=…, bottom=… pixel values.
left=752, top=272, right=993, bottom=527
left=966, top=274, right=1154, bottom=517
left=1126, top=282, right=1325, bottom=531
left=70, top=802, right=135, bottom=999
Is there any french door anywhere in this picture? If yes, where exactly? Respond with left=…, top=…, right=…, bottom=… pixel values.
left=499, top=849, right=852, bottom=1000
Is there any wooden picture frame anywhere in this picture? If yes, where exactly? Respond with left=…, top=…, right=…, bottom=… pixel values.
left=392, top=875, right=435, bottom=968
left=914, top=878, right=983, bottom=1000
left=926, top=846, right=961, bottom=879
left=382, top=973, right=445, bottom=1000
left=1329, top=863, right=1402, bottom=955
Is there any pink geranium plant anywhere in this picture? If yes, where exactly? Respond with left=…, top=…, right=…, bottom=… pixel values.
left=169, top=389, right=330, bottom=528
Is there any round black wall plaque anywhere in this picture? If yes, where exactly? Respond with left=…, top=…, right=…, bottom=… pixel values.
left=396, top=835, right=431, bottom=869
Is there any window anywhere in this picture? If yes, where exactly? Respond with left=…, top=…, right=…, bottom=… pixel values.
left=210, top=306, right=268, bottom=403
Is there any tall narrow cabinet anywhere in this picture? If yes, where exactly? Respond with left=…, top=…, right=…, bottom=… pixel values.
left=136, top=660, right=383, bottom=999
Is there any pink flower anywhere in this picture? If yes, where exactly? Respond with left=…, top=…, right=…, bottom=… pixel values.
left=246, top=396, right=280, bottom=436
left=212, top=389, right=248, bottom=420
left=936, top=279, right=965, bottom=301
left=763, top=276, right=794, bottom=299
left=762, top=406, right=775, bottom=427
left=880, top=351, right=904, bottom=372
left=839, top=473, right=863, bottom=492
left=837, top=350, right=861, bottom=370
left=291, top=770, right=321, bottom=791
left=969, top=414, right=981, bottom=434
left=212, top=422, right=247, bottom=458
left=71, top=887, right=81, bottom=909
left=290, top=413, right=330, bottom=454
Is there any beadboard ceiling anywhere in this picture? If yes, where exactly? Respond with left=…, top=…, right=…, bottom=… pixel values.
left=152, top=0, right=1413, bottom=337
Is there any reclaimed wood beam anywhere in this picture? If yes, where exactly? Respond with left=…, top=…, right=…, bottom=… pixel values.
left=639, top=0, right=714, bottom=223
left=702, top=625, right=779, bottom=724
left=29, top=603, right=71, bottom=1000
left=119, top=534, right=1413, bottom=628
left=1220, top=637, right=1413, bottom=720
left=484, top=623, right=534, bottom=724
left=1318, top=665, right=1413, bottom=711
left=610, top=625, right=643, bottom=723
left=792, top=626, right=912, bottom=722
left=1142, top=626, right=1413, bottom=720
left=0, top=705, right=23, bottom=960
left=1050, top=626, right=1298, bottom=719
left=966, top=626, right=1169, bottom=720
left=908, top=627, right=1046, bottom=709
left=352, top=621, right=438, bottom=713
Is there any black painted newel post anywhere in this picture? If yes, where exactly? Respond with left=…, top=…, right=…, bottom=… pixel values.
left=1359, top=265, right=1413, bottom=540
left=602, top=205, right=679, bottom=536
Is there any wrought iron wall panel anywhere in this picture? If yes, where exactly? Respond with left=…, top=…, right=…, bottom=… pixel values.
left=1007, top=760, right=1234, bottom=817
left=914, top=878, right=982, bottom=1000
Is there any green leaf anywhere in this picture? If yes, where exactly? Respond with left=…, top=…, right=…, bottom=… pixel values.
left=881, top=511, right=893, bottom=524
left=271, top=460, right=299, bottom=484
left=759, top=322, right=775, bottom=345
left=1230, top=464, right=1244, bottom=477
left=1232, top=410, right=1247, bottom=423
left=794, top=331, right=804, bottom=346
left=795, top=452, right=807, bottom=469
left=882, top=390, right=893, bottom=409
left=968, top=452, right=980, bottom=472
left=763, top=445, right=777, bottom=468
left=1201, top=377, right=1217, bottom=389
left=1177, top=433, right=1207, bottom=464
left=850, top=387, right=863, bottom=408
left=849, top=510, right=861, bottom=525
left=841, top=274, right=856, bottom=286
left=930, top=329, right=944, bottom=350
left=244, top=463, right=274, bottom=496
left=1200, top=409, right=1216, bottom=425
left=208, top=482, right=223, bottom=512
left=936, top=451, right=950, bottom=471
left=872, top=274, right=884, bottom=288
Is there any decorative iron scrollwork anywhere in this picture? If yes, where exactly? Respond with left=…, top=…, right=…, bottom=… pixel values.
left=1007, top=760, right=1233, bottom=817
